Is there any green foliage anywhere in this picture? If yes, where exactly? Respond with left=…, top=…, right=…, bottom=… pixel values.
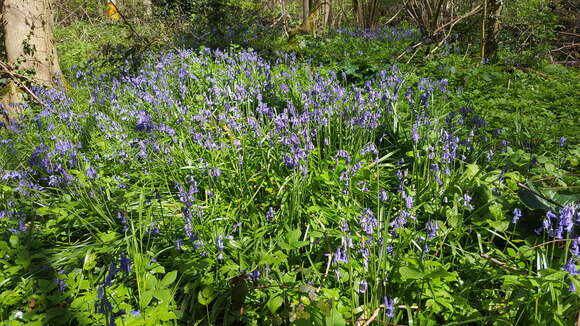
left=500, top=0, right=559, bottom=66
left=2, top=18, right=580, bottom=326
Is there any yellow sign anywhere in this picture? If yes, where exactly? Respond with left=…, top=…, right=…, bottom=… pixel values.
left=105, top=2, right=120, bottom=20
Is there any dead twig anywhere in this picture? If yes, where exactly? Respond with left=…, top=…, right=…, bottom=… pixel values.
left=480, top=253, right=525, bottom=275
left=530, top=174, right=580, bottom=182
left=529, top=239, right=575, bottom=251
left=558, top=31, right=580, bottom=38
left=540, top=186, right=580, bottom=190
left=355, top=304, right=420, bottom=326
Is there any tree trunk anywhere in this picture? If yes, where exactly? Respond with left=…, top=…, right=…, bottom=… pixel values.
left=1, top=0, right=63, bottom=120
left=143, top=0, right=152, bottom=18
left=302, top=0, right=311, bottom=33
left=482, top=0, right=503, bottom=62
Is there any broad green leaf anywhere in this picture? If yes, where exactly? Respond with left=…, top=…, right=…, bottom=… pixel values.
left=160, top=270, right=177, bottom=287
left=158, top=310, right=177, bottom=321
left=154, top=289, right=172, bottom=303
left=140, top=290, right=154, bottom=307
left=145, top=273, right=158, bottom=290
left=325, top=308, right=346, bottom=326
left=399, top=266, right=423, bottom=280
left=287, top=228, right=302, bottom=245
left=198, top=286, right=216, bottom=305
left=267, top=295, right=284, bottom=313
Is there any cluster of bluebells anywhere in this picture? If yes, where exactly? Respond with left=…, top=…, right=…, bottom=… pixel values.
left=533, top=204, right=579, bottom=291
left=535, top=204, right=578, bottom=240
left=94, top=252, right=132, bottom=325
left=0, top=46, right=576, bottom=321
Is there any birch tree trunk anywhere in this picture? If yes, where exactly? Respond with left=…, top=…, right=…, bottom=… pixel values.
left=1, top=0, right=63, bottom=120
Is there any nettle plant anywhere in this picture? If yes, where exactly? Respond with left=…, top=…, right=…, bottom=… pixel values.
left=0, top=48, right=578, bottom=325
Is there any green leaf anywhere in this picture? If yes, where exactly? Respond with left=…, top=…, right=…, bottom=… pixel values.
left=325, top=308, right=346, bottom=326
left=160, top=271, right=177, bottom=287
left=83, top=250, right=97, bottom=271
left=489, top=220, right=510, bottom=232
left=198, top=286, right=216, bottom=305
left=140, top=291, right=154, bottom=307
left=158, top=310, right=177, bottom=321
left=99, top=231, right=117, bottom=243
left=145, top=273, right=158, bottom=290
left=267, top=294, right=284, bottom=313
left=287, top=228, right=302, bottom=245
left=399, top=266, right=423, bottom=280
left=154, top=289, right=172, bottom=303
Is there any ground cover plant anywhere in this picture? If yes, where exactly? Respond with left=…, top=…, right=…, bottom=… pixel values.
left=1, top=42, right=579, bottom=325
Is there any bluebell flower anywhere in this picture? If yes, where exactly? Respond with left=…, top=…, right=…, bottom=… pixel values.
left=56, top=270, right=67, bottom=292
left=18, top=219, right=26, bottom=232
left=384, top=295, right=395, bottom=317
left=463, top=193, right=473, bottom=210
left=250, top=269, right=260, bottom=280
left=216, top=235, right=224, bottom=260
left=97, top=286, right=104, bottom=299
left=104, top=262, right=117, bottom=286
left=266, top=207, right=275, bottom=222
left=563, top=258, right=578, bottom=275
left=512, top=208, right=522, bottom=224
left=360, top=208, right=378, bottom=236
left=571, top=238, right=580, bottom=257
left=379, top=189, right=389, bottom=201
left=560, top=137, right=566, bottom=147
left=411, top=124, right=420, bottom=144
left=569, top=282, right=576, bottom=293
left=559, top=205, right=575, bottom=233
left=358, top=280, right=368, bottom=294
left=86, top=166, right=98, bottom=179
left=120, top=253, right=131, bottom=273
left=426, top=220, right=439, bottom=239
left=209, top=168, right=221, bottom=181
left=130, top=311, right=141, bottom=318
left=135, top=110, right=153, bottom=132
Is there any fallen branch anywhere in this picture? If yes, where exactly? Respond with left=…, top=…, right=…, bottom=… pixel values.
left=557, top=31, right=580, bottom=38
left=0, top=61, right=46, bottom=108
left=432, top=4, right=482, bottom=35
left=395, top=4, right=483, bottom=61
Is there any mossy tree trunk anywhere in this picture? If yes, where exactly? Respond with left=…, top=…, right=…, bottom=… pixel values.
left=481, top=0, right=503, bottom=62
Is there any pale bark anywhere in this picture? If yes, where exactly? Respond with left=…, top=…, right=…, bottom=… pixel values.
left=143, top=0, right=152, bottom=18
left=1, top=0, right=63, bottom=120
